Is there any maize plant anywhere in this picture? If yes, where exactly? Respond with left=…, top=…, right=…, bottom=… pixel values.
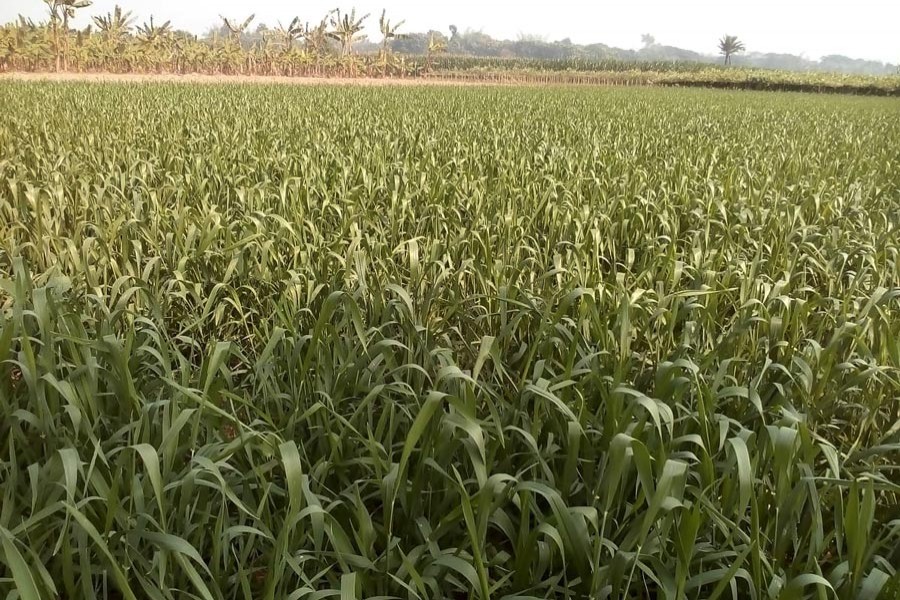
left=0, top=82, right=899, bottom=599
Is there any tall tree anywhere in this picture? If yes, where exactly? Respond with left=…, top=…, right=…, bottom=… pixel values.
left=718, top=34, right=745, bottom=66
left=641, top=34, right=655, bottom=48
left=448, top=24, right=460, bottom=53
left=327, top=8, right=369, bottom=57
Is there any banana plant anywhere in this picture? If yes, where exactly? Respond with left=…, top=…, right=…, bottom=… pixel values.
left=219, top=14, right=255, bottom=46
left=136, top=16, right=171, bottom=48
left=219, top=14, right=255, bottom=73
left=0, top=25, right=14, bottom=70
left=378, top=9, right=405, bottom=76
left=91, top=4, right=134, bottom=70
left=174, top=35, right=211, bottom=74
left=425, top=32, right=447, bottom=74
left=327, top=8, right=369, bottom=57
left=135, top=17, right=172, bottom=72
left=305, top=15, right=333, bottom=75
left=92, top=5, right=134, bottom=41
left=43, top=0, right=93, bottom=71
left=9, top=17, right=53, bottom=70
left=274, top=17, right=306, bottom=53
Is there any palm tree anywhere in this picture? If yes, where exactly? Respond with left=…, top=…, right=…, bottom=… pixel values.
left=378, top=9, right=405, bottom=76
left=327, top=8, right=369, bottom=57
left=718, top=35, right=745, bottom=66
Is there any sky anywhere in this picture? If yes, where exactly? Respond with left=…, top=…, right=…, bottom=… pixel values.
left=4, top=0, right=899, bottom=63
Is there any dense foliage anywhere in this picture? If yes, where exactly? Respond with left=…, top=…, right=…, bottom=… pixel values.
left=1, top=82, right=899, bottom=599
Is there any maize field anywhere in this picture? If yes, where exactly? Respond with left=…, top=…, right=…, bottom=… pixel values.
left=0, top=82, right=899, bottom=599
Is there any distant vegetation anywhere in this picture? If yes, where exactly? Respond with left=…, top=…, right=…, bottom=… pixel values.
left=395, top=27, right=896, bottom=76
left=718, top=35, right=746, bottom=66
left=1, top=2, right=898, bottom=92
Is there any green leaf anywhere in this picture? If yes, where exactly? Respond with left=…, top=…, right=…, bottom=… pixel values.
left=0, top=528, right=42, bottom=600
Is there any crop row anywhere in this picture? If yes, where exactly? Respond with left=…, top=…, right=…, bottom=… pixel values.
left=0, top=83, right=899, bottom=598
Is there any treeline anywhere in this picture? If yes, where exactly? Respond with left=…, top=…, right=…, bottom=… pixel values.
left=179, top=20, right=900, bottom=77
left=1, top=2, right=898, bottom=88
left=0, top=6, right=445, bottom=77
left=444, top=31, right=897, bottom=76
left=203, top=19, right=898, bottom=76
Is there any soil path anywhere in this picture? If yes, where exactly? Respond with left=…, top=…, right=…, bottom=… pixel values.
left=0, top=71, right=500, bottom=87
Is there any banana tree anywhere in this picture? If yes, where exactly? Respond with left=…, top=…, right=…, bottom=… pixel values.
left=248, top=31, right=273, bottom=75
left=219, top=14, right=255, bottom=73
left=378, top=9, right=405, bottom=76
left=136, top=17, right=173, bottom=72
left=274, top=17, right=306, bottom=53
left=305, top=16, right=333, bottom=76
left=327, top=8, right=369, bottom=57
left=215, top=36, right=245, bottom=74
left=425, top=32, right=447, bottom=75
left=0, top=25, right=14, bottom=71
left=68, top=24, right=97, bottom=71
left=92, top=4, right=134, bottom=70
left=174, top=35, right=211, bottom=74
left=11, top=17, right=54, bottom=71
left=220, top=14, right=255, bottom=46
left=93, top=5, right=134, bottom=41
left=137, top=17, right=172, bottom=47
left=43, top=0, right=93, bottom=71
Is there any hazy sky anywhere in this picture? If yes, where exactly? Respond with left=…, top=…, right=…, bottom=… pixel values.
left=4, top=0, right=899, bottom=63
